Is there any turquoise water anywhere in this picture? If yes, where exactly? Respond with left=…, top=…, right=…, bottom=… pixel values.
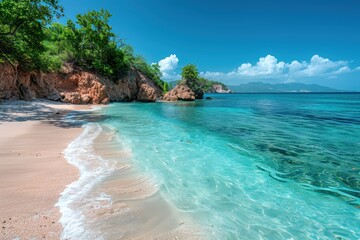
left=102, top=93, right=360, bottom=239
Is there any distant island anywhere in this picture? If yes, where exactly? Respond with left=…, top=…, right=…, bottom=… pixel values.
left=166, top=80, right=345, bottom=95
left=168, top=79, right=231, bottom=94
left=163, top=64, right=231, bottom=101
left=227, top=82, right=345, bottom=93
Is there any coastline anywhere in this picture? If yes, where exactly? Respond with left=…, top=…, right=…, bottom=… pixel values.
left=2, top=94, right=358, bottom=239
left=0, top=101, right=90, bottom=239
left=0, top=100, right=203, bottom=239
left=56, top=117, right=203, bottom=239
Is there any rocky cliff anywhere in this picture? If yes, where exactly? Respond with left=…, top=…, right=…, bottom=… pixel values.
left=0, top=63, right=162, bottom=104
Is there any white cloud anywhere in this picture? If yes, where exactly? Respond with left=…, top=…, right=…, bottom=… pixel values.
left=201, top=54, right=353, bottom=83
left=299, top=55, right=348, bottom=76
left=237, top=55, right=286, bottom=76
left=287, top=60, right=306, bottom=73
left=333, top=66, right=350, bottom=74
left=158, top=54, right=179, bottom=80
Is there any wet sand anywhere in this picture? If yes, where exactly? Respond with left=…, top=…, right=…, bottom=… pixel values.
left=76, top=126, right=204, bottom=240
left=0, top=101, right=87, bottom=239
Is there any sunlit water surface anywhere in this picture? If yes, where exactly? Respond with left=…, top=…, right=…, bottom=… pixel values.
left=96, top=93, right=360, bottom=239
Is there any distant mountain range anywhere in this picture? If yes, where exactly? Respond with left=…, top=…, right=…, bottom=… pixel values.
left=227, top=82, right=344, bottom=93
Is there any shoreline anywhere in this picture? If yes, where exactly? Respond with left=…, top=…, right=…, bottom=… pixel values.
left=57, top=119, right=204, bottom=239
left=0, top=100, right=202, bottom=239
left=0, top=100, right=91, bottom=239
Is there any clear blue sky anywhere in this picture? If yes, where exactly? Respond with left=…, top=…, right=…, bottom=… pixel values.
left=59, top=0, right=360, bottom=90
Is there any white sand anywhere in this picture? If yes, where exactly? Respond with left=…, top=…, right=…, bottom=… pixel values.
left=0, top=101, right=86, bottom=239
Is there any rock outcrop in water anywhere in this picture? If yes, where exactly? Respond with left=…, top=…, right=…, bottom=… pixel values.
left=0, top=63, right=162, bottom=104
left=210, top=84, right=231, bottom=93
left=193, top=87, right=205, bottom=99
left=162, top=84, right=196, bottom=101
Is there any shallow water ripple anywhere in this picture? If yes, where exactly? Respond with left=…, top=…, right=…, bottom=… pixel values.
left=103, top=94, right=360, bottom=239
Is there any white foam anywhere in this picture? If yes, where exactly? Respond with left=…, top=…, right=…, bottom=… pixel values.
left=88, top=192, right=113, bottom=210
left=90, top=105, right=107, bottom=112
left=56, top=123, right=115, bottom=240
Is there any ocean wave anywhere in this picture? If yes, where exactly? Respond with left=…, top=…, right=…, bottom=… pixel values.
left=56, top=123, right=115, bottom=239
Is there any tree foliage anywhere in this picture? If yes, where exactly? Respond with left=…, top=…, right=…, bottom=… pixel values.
left=0, top=0, right=63, bottom=70
left=0, top=2, right=168, bottom=91
left=180, top=64, right=204, bottom=98
left=63, top=9, right=128, bottom=80
left=181, top=64, right=199, bottom=82
left=180, top=64, right=229, bottom=96
left=198, top=77, right=229, bottom=92
left=122, top=45, right=167, bottom=91
left=0, top=0, right=63, bottom=38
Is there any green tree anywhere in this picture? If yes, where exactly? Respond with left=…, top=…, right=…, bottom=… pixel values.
left=181, top=64, right=204, bottom=99
left=163, top=81, right=169, bottom=92
left=121, top=46, right=167, bottom=91
left=197, top=77, right=229, bottom=92
left=44, top=23, right=75, bottom=63
left=0, top=0, right=62, bottom=37
left=0, top=0, right=63, bottom=69
left=181, top=64, right=199, bottom=83
left=0, top=2, right=168, bottom=94
left=65, top=9, right=128, bottom=80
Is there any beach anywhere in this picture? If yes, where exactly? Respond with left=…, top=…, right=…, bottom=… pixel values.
left=1, top=94, right=359, bottom=240
left=0, top=101, right=201, bottom=239
left=0, top=101, right=87, bottom=239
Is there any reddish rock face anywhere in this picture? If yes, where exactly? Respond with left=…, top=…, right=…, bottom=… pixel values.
left=136, top=70, right=163, bottom=102
left=0, top=64, right=60, bottom=101
left=67, top=72, right=108, bottom=104
left=100, top=68, right=163, bottom=102
left=0, top=64, right=21, bottom=100
left=0, top=64, right=163, bottom=104
left=163, top=84, right=196, bottom=101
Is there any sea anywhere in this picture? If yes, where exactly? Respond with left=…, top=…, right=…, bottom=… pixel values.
left=58, top=93, right=360, bottom=239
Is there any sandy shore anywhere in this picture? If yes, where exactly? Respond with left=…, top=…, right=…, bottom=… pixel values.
left=0, top=100, right=203, bottom=239
left=0, top=101, right=90, bottom=239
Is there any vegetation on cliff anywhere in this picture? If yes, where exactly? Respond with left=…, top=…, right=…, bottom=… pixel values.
left=180, top=64, right=204, bottom=99
left=0, top=0, right=167, bottom=92
left=169, top=64, right=229, bottom=94
left=0, top=0, right=63, bottom=70
left=198, top=78, right=229, bottom=93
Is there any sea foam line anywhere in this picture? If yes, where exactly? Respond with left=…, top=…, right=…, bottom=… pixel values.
left=56, top=123, right=114, bottom=240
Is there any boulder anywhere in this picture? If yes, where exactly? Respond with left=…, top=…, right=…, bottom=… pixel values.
left=100, top=97, right=110, bottom=104
left=81, top=94, right=91, bottom=103
left=163, top=84, right=195, bottom=101
left=70, top=72, right=108, bottom=104
left=47, top=93, right=61, bottom=101
left=61, top=92, right=81, bottom=104
left=99, top=68, right=162, bottom=102
left=136, top=71, right=163, bottom=102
